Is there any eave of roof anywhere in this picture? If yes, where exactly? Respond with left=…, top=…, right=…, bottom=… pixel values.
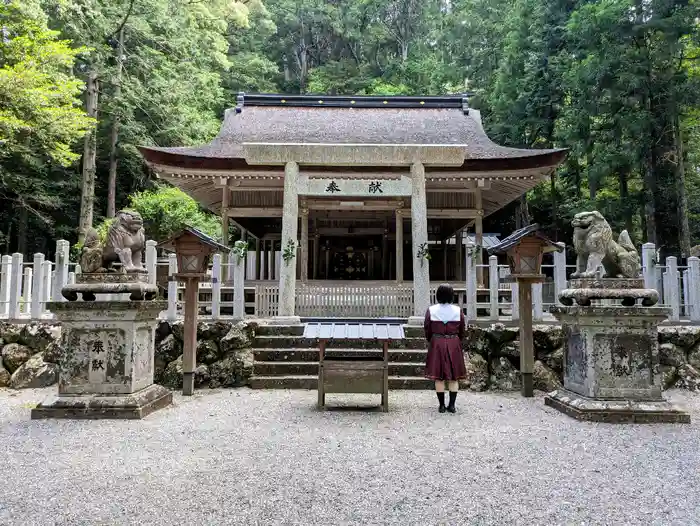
left=139, top=93, right=568, bottom=172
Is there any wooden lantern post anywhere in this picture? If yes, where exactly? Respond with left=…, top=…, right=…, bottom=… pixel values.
left=488, top=225, right=562, bottom=397
left=159, top=227, right=230, bottom=396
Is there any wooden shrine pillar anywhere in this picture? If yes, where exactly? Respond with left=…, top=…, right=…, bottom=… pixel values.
left=221, top=186, right=231, bottom=280
left=455, top=228, right=463, bottom=281
left=300, top=207, right=309, bottom=282
left=255, top=238, right=261, bottom=280
left=410, top=162, right=430, bottom=322
left=313, top=231, right=320, bottom=279
left=475, top=189, right=484, bottom=286
left=395, top=208, right=404, bottom=282
left=382, top=223, right=388, bottom=280
left=277, top=161, right=299, bottom=319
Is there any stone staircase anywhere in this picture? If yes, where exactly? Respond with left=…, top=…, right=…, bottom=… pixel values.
left=249, top=323, right=433, bottom=389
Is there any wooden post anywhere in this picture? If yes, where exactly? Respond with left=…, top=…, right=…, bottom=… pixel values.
left=642, top=243, right=657, bottom=291
left=465, top=243, right=477, bottom=322
left=300, top=207, right=309, bottom=282
left=182, top=277, right=199, bottom=396
left=233, top=252, right=245, bottom=319
left=313, top=232, right=320, bottom=280
left=0, top=255, right=11, bottom=317
left=22, top=266, right=32, bottom=315
left=663, top=256, right=680, bottom=322
left=489, top=255, right=499, bottom=321
left=688, top=257, right=700, bottom=323
left=255, top=238, right=261, bottom=280
left=167, top=253, right=178, bottom=322
left=31, top=253, right=44, bottom=320
left=455, top=228, right=463, bottom=281
left=317, top=339, right=326, bottom=409
left=211, top=253, right=222, bottom=320
left=533, top=282, right=543, bottom=321
left=382, top=227, right=388, bottom=280
left=9, top=253, right=23, bottom=320
left=511, top=280, right=519, bottom=322
left=475, top=191, right=484, bottom=286
left=53, top=240, right=69, bottom=302
left=553, top=242, right=567, bottom=306
left=41, top=260, right=52, bottom=306
left=146, top=240, right=157, bottom=286
left=442, top=239, right=448, bottom=280
left=395, top=208, right=404, bottom=282
left=518, top=279, right=534, bottom=397
left=382, top=340, right=389, bottom=413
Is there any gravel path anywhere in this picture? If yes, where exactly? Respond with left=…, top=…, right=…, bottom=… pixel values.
left=1, top=387, right=699, bottom=526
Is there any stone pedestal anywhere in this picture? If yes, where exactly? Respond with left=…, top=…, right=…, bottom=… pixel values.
left=545, top=304, right=690, bottom=423
left=62, top=271, right=158, bottom=302
left=32, top=301, right=172, bottom=420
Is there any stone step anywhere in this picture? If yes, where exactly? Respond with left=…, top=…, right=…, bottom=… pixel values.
left=253, top=348, right=427, bottom=363
left=249, top=375, right=434, bottom=390
left=253, top=361, right=425, bottom=377
left=253, top=335, right=427, bottom=350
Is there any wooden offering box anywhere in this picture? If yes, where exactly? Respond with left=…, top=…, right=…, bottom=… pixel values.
left=304, top=323, right=405, bottom=412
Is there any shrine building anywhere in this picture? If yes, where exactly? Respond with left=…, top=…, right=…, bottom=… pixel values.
left=139, top=93, right=566, bottom=321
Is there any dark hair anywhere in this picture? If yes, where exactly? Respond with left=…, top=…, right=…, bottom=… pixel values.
left=435, top=283, right=454, bottom=304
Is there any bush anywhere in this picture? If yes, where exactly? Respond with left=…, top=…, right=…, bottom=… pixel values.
left=128, top=185, right=222, bottom=242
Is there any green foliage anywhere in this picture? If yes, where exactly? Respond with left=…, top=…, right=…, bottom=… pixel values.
left=0, top=0, right=93, bottom=166
left=126, top=185, right=221, bottom=242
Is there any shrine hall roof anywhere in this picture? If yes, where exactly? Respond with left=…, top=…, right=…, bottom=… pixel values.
left=139, top=93, right=567, bottom=171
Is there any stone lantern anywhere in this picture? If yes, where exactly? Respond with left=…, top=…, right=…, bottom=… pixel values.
left=488, top=224, right=562, bottom=397
left=159, top=227, right=229, bottom=395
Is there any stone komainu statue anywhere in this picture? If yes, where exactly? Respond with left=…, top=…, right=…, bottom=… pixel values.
left=571, top=211, right=641, bottom=278
left=80, top=210, right=146, bottom=273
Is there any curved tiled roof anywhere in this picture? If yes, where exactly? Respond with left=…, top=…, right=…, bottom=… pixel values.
left=139, top=94, right=566, bottom=171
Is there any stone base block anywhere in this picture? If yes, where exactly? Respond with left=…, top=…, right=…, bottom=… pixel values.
left=270, top=316, right=302, bottom=325
left=544, top=389, right=690, bottom=424
left=406, top=316, right=424, bottom=326
left=31, top=384, right=173, bottom=420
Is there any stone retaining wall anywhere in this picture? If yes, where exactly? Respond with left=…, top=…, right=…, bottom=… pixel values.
left=1, top=321, right=699, bottom=392
left=461, top=324, right=700, bottom=392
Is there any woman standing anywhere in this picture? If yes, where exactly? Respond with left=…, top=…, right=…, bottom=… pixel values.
left=424, top=283, right=467, bottom=413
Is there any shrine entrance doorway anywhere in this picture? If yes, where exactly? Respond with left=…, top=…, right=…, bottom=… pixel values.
left=328, top=244, right=372, bottom=280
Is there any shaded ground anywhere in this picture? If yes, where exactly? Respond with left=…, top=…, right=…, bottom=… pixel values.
left=1, top=387, right=699, bottom=526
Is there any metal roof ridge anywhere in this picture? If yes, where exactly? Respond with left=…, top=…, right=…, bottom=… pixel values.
left=236, top=92, right=475, bottom=109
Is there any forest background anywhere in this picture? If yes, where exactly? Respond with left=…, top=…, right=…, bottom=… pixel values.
left=1, top=0, right=699, bottom=259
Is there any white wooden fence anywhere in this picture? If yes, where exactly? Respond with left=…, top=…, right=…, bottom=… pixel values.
left=1, top=239, right=699, bottom=323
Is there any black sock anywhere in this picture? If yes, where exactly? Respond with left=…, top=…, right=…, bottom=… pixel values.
left=448, top=391, right=457, bottom=407
left=437, top=392, right=445, bottom=406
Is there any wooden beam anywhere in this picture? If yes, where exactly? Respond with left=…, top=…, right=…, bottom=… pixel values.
left=227, top=207, right=283, bottom=217
left=427, top=209, right=481, bottom=219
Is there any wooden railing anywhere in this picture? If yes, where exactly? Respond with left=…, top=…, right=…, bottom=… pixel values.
left=295, top=282, right=414, bottom=318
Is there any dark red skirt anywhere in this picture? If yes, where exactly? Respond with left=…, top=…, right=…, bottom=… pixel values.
left=424, top=337, right=467, bottom=381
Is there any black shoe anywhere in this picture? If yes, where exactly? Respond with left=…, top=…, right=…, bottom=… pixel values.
left=437, top=392, right=446, bottom=413
left=447, top=391, right=457, bottom=413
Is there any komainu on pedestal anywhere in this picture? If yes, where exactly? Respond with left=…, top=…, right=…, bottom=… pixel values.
left=31, top=212, right=171, bottom=420
left=62, top=210, right=157, bottom=302
left=545, top=211, right=690, bottom=423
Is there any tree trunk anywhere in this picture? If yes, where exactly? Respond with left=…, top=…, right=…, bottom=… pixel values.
left=78, top=71, right=99, bottom=244
left=673, top=112, right=691, bottom=256
left=16, top=206, right=27, bottom=256
left=619, top=169, right=633, bottom=238
left=515, top=195, right=530, bottom=229
left=107, top=27, right=125, bottom=219
left=550, top=170, right=558, bottom=241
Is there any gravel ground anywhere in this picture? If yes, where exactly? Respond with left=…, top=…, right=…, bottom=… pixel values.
left=1, top=388, right=699, bottom=526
